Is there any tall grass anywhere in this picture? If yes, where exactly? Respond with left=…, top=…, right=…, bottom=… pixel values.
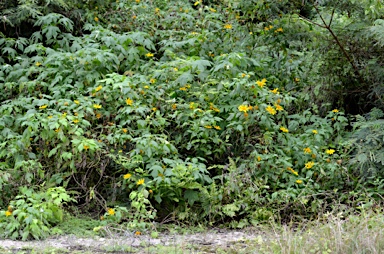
left=257, top=211, right=384, bottom=254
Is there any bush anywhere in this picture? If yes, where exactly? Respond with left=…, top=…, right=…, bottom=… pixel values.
left=0, top=0, right=383, bottom=236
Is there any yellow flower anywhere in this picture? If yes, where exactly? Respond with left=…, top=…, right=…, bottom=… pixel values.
left=122, top=128, right=127, bottom=133
left=326, top=149, right=335, bottom=155
left=194, top=1, right=200, bottom=6
left=95, top=85, right=102, bottom=92
left=93, top=104, right=102, bottom=109
left=204, top=125, right=212, bottom=129
left=48, top=115, right=53, bottom=119
left=123, top=173, right=132, bottom=179
left=126, top=98, right=133, bottom=106
left=152, top=107, right=157, bottom=111
left=39, top=105, right=48, bottom=109
left=296, top=180, right=303, bottom=184
left=312, top=130, right=318, bottom=134
left=264, top=25, right=273, bottom=31
left=73, top=119, right=79, bottom=123
left=64, top=102, right=69, bottom=106
left=189, top=102, right=197, bottom=110
left=35, top=62, right=42, bottom=67
left=135, top=231, right=141, bottom=235
left=179, top=87, right=187, bottom=91
left=150, top=78, right=156, bottom=84
left=266, top=105, right=276, bottom=115
left=303, top=147, right=311, bottom=154
left=214, top=125, right=221, bottom=130
left=173, top=68, right=178, bottom=71
left=144, top=85, right=149, bottom=89
left=280, top=127, right=289, bottom=133
left=146, top=52, right=154, bottom=57
left=224, top=24, right=232, bottom=29
left=257, top=156, right=261, bottom=162
left=172, top=104, right=177, bottom=110
left=256, top=78, right=267, bottom=87
left=270, top=88, right=279, bottom=94
left=241, top=73, right=246, bottom=78
left=83, top=145, right=90, bottom=150
left=275, top=27, right=283, bottom=33
left=135, top=0, right=140, bottom=3
left=305, top=161, right=314, bottom=169
left=155, top=8, right=160, bottom=13
left=149, top=189, right=153, bottom=194
left=74, top=100, right=80, bottom=104
left=55, top=128, right=60, bottom=132
left=94, top=17, right=99, bottom=22
left=332, top=109, right=339, bottom=113
left=275, top=104, right=283, bottom=111
left=287, top=167, right=298, bottom=176
left=210, top=8, right=216, bottom=12
left=137, top=178, right=145, bottom=185
left=74, top=112, right=78, bottom=116
left=107, top=208, right=115, bottom=216
left=238, top=105, right=249, bottom=112
left=294, top=77, right=300, bottom=82
left=5, top=211, right=12, bottom=217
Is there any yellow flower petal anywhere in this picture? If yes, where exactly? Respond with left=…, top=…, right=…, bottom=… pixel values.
left=107, top=208, right=115, bottom=216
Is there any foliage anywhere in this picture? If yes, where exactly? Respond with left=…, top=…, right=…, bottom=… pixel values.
left=0, top=0, right=383, bottom=238
left=0, top=187, right=74, bottom=240
left=347, top=108, right=384, bottom=195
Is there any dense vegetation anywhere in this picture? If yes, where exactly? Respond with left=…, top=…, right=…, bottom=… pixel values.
left=0, top=0, right=383, bottom=240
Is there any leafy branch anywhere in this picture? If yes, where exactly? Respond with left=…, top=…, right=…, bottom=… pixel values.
left=299, top=2, right=365, bottom=84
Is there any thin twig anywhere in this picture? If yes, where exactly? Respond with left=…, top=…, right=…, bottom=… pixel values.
left=310, top=3, right=365, bottom=84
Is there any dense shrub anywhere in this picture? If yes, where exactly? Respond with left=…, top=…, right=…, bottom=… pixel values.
left=0, top=0, right=383, bottom=239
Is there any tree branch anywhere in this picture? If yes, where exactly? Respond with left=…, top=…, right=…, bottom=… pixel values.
left=311, top=3, right=364, bottom=84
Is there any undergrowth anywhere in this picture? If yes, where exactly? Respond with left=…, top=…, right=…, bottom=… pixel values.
left=0, top=0, right=383, bottom=240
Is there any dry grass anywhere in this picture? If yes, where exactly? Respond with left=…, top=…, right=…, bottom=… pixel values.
left=256, top=211, right=384, bottom=254
left=1, top=211, right=384, bottom=253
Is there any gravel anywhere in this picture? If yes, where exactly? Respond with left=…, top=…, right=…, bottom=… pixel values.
left=0, top=229, right=264, bottom=253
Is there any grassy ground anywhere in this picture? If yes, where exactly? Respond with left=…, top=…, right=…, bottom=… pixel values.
left=1, top=210, right=383, bottom=253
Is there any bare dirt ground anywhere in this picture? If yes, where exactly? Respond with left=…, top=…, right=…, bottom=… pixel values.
left=0, top=229, right=265, bottom=253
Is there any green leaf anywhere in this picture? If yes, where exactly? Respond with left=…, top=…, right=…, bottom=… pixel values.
left=184, top=190, right=199, bottom=205
left=42, top=26, right=61, bottom=40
